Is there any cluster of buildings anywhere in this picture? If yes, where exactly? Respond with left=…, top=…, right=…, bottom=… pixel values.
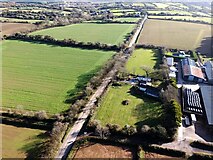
left=165, top=50, right=212, bottom=127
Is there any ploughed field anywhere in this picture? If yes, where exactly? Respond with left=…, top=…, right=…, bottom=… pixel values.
left=138, top=19, right=211, bottom=52
left=1, top=124, right=46, bottom=158
left=73, top=143, right=133, bottom=158
left=1, top=22, right=35, bottom=36
left=2, top=40, right=114, bottom=114
left=30, top=23, right=135, bottom=45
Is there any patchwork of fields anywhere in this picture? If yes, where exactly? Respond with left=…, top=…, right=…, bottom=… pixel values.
left=30, top=23, right=135, bottom=45
left=1, top=124, right=46, bottom=158
left=94, top=84, right=163, bottom=127
left=138, top=19, right=211, bottom=51
left=2, top=40, right=114, bottom=114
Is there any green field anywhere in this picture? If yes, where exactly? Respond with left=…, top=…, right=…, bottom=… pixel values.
left=147, top=10, right=192, bottom=16
left=132, top=3, right=145, bottom=7
left=110, top=9, right=136, bottom=13
left=31, top=23, right=135, bottom=45
left=2, top=40, right=114, bottom=114
left=126, top=49, right=158, bottom=75
left=149, top=15, right=211, bottom=24
left=113, top=17, right=140, bottom=22
left=94, top=84, right=162, bottom=127
left=153, top=3, right=170, bottom=9
left=1, top=124, right=46, bottom=158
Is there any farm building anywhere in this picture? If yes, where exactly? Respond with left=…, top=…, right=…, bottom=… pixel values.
left=183, top=88, right=203, bottom=115
left=166, top=57, right=174, bottom=66
left=204, top=61, right=213, bottom=84
left=137, top=83, right=160, bottom=98
left=181, top=58, right=205, bottom=83
left=200, top=85, right=213, bottom=126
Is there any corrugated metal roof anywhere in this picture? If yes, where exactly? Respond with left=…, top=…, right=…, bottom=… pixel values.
left=200, top=85, right=213, bottom=125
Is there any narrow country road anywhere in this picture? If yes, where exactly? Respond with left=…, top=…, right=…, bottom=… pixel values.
left=55, top=73, right=114, bottom=159
left=128, top=14, right=147, bottom=48
left=55, top=14, right=148, bottom=160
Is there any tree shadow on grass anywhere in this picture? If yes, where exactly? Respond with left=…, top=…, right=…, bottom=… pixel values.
left=64, top=67, right=102, bottom=105
left=127, top=86, right=163, bottom=128
left=19, top=131, right=48, bottom=159
left=196, top=36, right=212, bottom=58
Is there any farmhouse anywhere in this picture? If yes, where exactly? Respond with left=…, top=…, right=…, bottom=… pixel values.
left=181, top=58, right=205, bottom=83
left=138, top=83, right=160, bottom=98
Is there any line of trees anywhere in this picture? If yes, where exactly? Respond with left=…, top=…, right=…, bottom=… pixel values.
left=149, top=17, right=211, bottom=25
left=6, top=33, right=120, bottom=51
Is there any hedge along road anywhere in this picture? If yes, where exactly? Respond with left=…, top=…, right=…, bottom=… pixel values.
left=55, top=14, right=148, bottom=160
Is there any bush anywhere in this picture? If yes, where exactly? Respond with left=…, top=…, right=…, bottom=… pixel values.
left=190, top=141, right=213, bottom=152
left=143, top=145, right=186, bottom=158
left=189, top=152, right=213, bottom=160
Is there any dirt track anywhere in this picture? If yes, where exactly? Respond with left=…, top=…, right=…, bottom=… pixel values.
left=1, top=23, right=35, bottom=36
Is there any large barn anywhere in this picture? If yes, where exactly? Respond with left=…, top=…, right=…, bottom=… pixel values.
left=181, top=58, right=205, bottom=83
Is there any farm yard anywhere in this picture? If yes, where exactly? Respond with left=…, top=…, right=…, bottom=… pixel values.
left=1, top=124, right=46, bottom=158
left=148, top=16, right=211, bottom=24
left=138, top=19, right=211, bottom=52
left=1, top=23, right=35, bottom=36
left=73, top=143, right=134, bottom=158
left=30, top=23, right=135, bottom=45
left=2, top=40, right=114, bottom=114
left=126, top=48, right=158, bottom=76
left=94, top=84, right=163, bottom=127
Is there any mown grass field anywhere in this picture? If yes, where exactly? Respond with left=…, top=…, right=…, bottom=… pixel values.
left=149, top=15, right=211, bottom=24
left=126, top=49, right=157, bottom=76
left=138, top=19, right=211, bottom=51
left=113, top=17, right=140, bottom=22
left=2, top=40, right=114, bottom=114
left=94, top=84, right=162, bottom=127
left=1, top=124, right=46, bottom=158
left=31, top=23, right=135, bottom=45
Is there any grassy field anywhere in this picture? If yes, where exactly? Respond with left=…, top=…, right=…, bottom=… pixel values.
left=147, top=10, right=192, bottom=16
left=31, top=23, right=135, bottom=45
left=2, top=40, right=114, bottom=114
left=138, top=19, right=211, bottom=51
left=113, top=17, right=140, bottom=22
left=132, top=3, right=145, bottom=7
left=126, top=49, right=158, bottom=76
left=94, top=84, right=162, bottom=127
left=1, top=124, right=46, bottom=158
left=110, top=9, right=136, bottom=13
left=153, top=3, right=170, bottom=9
left=149, top=15, right=211, bottom=24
